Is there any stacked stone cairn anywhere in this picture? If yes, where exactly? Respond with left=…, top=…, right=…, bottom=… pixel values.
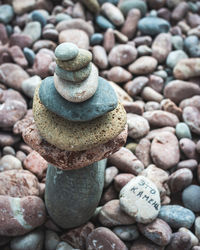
left=23, top=42, right=127, bottom=229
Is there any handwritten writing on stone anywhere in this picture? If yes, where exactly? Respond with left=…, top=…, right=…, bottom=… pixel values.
left=119, top=176, right=161, bottom=224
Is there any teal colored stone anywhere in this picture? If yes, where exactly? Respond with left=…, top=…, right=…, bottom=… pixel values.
left=119, top=0, right=147, bottom=16
left=176, top=123, right=192, bottom=140
left=6, top=24, right=12, bottom=36
left=23, top=47, right=35, bottom=66
left=55, top=42, right=78, bottom=61
left=188, top=2, right=198, bottom=13
left=98, top=0, right=119, bottom=5
left=154, top=70, right=168, bottom=79
left=184, top=36, right=199, bottom=52
left=39, top=76, right=118, bottom=122
left=45, top=160, right=106, bottom=229
left=55, top=63, right=91, bottom=82
left=55, top=13, right=72, bottom=23
left=31, top=10, right=47, bottom=27
left=0, top=4, right=14, bottom=24
left=159, top=205, right=195, bottom=229
left=90, top=33, right=103, bottom=46
left=96, top=15, right=115, bottom=30
left=138, top=17, right=170, bottom=36
left=166, top=50, right=188, bottom=69
left=172, top=35, right=183, bottom=50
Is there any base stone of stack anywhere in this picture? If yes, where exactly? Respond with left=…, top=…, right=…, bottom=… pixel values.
left=23, top=122, right=128, bottom=170
left=45, top=159, right=106, bottom=229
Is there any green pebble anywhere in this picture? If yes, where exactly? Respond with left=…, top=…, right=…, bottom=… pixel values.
left=55, top=62, right=92, bottom=82
left=176, top=123, right=192, bottom=140
left=55, top=42, right=79, bottom=61
left=56, top=49, right=92, bottom=71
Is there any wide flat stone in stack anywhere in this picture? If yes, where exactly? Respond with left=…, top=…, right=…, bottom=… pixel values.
left=24, top=42, right=127, bottom=170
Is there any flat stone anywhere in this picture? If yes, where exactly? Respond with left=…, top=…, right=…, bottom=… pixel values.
left=151, top=132, right=180, bottom=170
left=80, top=0, right=100, bottom=14
left=23, top=21, right=41, bottom=43
left=0, top=196, right=46, bottom=236
left=158, top=205, right=195, bottom=229
left=119, top=176, right=161, bottom=223
left=23, top=122, right=127, bottom=170
left=56, top=49, right=92, bottom=71
left=55, top=42, right=78, bottom=61
left=34, top=86, right=126, bottom=151
left=39, top=75, right=117, bottom=120
left=45, top=161, right=106, bottom=229
left=86, top=227, right=127, bottom=250
left=183, top=106, right=200, bottom=135
left=54, top=64, right=98, bottom=103
left=55, top=63, right=91, bottom=83
left=176, top=122, right=192, bottom=139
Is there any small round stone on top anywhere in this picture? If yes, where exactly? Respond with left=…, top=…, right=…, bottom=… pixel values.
left=55, top=42, right=79, bottom=61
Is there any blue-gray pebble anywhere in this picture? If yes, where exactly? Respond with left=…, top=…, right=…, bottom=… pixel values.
left=184, top=36, right=199, bottom=52
left=45, top=160, right=106, bottom=229
left=55, top=42, right=79, bottom=61
left=176, top=123, right=192, bottom=140
left=119, top=0, right=147, bottom=16
left=55, top=13, right=72, bottom=23
left=138, top=17, right=170, bottom=36
left=0, top=4, right=14, bottom=24
left=182, top=185, right=200, bottom=212
left=158, top=205, right=195, bottom=229
left=98, top=0, right=119, bottom=5
left=96, top=15, right=115, bottom=30
left=166, top=50, right=188, bottom=69
left=90, top=33, right=104, bottom=46
left=23, top=47, right=35, bottom=66
left=172, top=35, right=183, bottom=50
left=39, top=76, right=118, bottom=122
left=31, top=10, right=47, bottom=27
left=112, top=225, right=139, bottom=241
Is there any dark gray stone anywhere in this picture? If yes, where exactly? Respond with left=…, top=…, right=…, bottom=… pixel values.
left=182, top=185, right=200, bottom=212
left=39, top=76, right=118, bottom=122
left=45, top=160, right=106, bottom=229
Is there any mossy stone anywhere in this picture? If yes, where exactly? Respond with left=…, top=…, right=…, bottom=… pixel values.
left=56, top=49, right=92, bottom=71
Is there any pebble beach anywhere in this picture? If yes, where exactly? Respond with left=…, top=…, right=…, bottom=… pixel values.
left=1, top=0, right=200, bottom=249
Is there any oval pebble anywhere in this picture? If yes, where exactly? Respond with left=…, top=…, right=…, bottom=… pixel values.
left=55, top=42, right=79, bottom=61
left=182, top=185, right=200, bottom=212
left=158, top=205, right=195, bottom=229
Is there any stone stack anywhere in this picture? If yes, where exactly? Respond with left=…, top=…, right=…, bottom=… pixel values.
left=23, top=42, right=127, bottom=229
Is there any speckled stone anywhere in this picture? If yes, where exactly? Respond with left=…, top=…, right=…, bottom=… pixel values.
left=23, top=122, right=128, bottom=170
left=55, top=63, right=91, bottom=83
left=54, top=64, right=98, bottom=103
left=45, top=160, right=106, bottom=229
left=34, top=86, right=126, bottom=151
left=39, top=76, right=118, bottom=121
left=158, top=205, right=195, bottom=229
left=55, top=42, right=78, bottom=61
left=56, top=49, right=92, bottom=71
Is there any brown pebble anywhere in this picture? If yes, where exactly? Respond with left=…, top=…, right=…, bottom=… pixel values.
left=114, top=173, right=135, bottom=192
left=103, top=28, right=115, bottom=53
left=168, top=168, right=193, bottom=193
left=166, top=231, right=192, bottom=250
left=107, top=66, right=132, bottom=83
left=177, top=159, right=198, bottom=171
left=135, top=138, right=151, bottom=167
left=99, top=199, right=135, bottom=227
left=124, top=76, right=148, bottom=97
left=179, top=138, right=198, bottom=159
left=128, top=56, right=158, bottom=75
left=92, top=45, right=108, bottom=69
left=108, top=147, right=144, bottom=175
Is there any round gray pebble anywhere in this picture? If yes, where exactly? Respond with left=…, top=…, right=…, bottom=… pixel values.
left=182, top=185, right=200, bottom=212
left=55, top=42, right=79, bottom=61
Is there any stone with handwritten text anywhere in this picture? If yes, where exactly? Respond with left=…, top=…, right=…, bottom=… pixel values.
left=119, top=176, right=161, bottom=223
